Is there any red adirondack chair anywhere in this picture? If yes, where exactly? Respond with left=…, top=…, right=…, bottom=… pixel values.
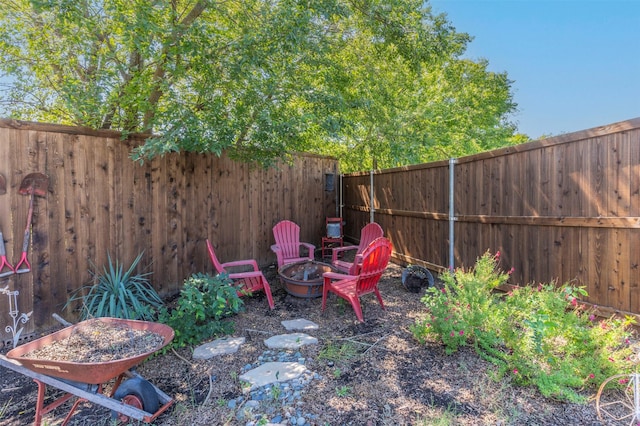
left=206, top=239, right=275, bottom=309
left=331, top=222, right=384, bottom=275
left=322, top=237, right=392, bottom=322
left=271, top=220, right=316, bottom=268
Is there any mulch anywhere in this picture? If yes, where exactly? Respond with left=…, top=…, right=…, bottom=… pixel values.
left=0, top=261, right=615, bottom=425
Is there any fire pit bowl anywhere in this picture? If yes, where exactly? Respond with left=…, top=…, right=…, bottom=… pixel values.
left=278, top=260, right=337, bottom=298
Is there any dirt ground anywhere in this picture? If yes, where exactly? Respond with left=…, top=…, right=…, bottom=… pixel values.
left=0, top=261, right=618, bottom=425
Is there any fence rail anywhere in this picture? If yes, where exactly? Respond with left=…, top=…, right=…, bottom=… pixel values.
left=342, top=117, right=640, bottom=315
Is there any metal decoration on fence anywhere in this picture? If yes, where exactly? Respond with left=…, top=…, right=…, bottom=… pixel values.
left=1, top=285, right=32, bottom=348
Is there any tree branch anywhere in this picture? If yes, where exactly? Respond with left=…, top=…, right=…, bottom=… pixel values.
left=142, top=0, right=210, bottom=131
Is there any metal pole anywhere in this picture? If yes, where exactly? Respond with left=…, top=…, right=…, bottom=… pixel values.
left=370, top=170, right=375, bottom=223
left=339, top=173, right=343, bottom=219
left=634, top=373, right=640, bottom=423
left=449, top=158, right=457, bottom=271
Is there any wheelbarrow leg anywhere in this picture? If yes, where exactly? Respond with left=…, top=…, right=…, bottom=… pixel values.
left=33, top=379, right=74, bottom=426
left=33, top=379, right=92, bottom=426
left=34, top=379, right=45, bottom=426
left=60, top=385, right=101, bottom=426
left=61, top=398, right=86, bottom=426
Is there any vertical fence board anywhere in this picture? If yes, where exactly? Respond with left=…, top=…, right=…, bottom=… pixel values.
left=46, top=134, right=67, bottom=318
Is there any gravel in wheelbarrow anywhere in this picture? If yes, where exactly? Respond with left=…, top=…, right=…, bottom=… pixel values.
left=6, top=317, right=174, bottom=384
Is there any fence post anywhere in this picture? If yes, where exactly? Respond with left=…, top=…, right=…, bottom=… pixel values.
left=370, top=170, right=375, bottom=223
left=449, top=158, right=457, bottom=271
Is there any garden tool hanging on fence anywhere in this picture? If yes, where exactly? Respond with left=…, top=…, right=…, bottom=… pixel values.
left=15, top=173, right=48, bottom=274
left=0, top=231, right=15, bottom=278
left=0, top=174, right=14, bottom=277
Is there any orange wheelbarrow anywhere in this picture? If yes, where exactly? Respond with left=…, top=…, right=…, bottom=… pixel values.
left=0, top=318, right=175, bottom=425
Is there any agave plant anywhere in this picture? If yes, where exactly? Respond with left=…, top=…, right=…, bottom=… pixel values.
left=67, top=252, right=164, bottom=321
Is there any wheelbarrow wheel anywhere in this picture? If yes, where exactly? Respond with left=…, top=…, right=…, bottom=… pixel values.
left=111, top=377, right=159, bottom=422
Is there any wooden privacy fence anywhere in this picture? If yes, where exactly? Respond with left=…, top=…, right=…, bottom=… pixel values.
left=0, top=119, right=338, bottom=338
left=343, top=117, right=640, bottom=316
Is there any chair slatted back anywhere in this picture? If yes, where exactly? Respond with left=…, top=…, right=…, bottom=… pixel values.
left=206, top=239, right=226, bottom=274
left=273, top=220, right=302, bottom=260
left=357, top=222, right=384, bottom=256
left=356, top=237, right=392, bottom=296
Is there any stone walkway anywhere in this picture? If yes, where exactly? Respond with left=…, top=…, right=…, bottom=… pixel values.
left=193, top=318, right=320, bottom=391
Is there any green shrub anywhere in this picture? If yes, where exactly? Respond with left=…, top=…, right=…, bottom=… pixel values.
left=158, top=273, right=244, bottom=348
left=66, top=252, right=163, bottom=321
left=410, top=251, right=635, bottom=403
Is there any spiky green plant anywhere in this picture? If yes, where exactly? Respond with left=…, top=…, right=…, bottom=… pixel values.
left=66, top=252, right=163, bottom=320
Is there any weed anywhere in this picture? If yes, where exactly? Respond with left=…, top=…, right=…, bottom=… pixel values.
left=318, top=341, right=359, bottom=362
left=0, top=398, right=9, bottom=418
left=332, top=367, right=342, bottom=379
left=414, top=409, right=456, bottom=426
left=270, top=384, right=282, bottom=400
left=335, top=385, right=351, bottom=397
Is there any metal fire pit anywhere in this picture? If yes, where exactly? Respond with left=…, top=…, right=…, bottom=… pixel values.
left=278, top=260, right=337, bottom=298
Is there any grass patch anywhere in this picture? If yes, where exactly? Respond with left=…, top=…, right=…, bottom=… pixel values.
left=318, top=341, right=360, bottom=362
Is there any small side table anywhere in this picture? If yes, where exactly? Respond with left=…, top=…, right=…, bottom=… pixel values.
left=322, top=217, right=343, bottom=259
left=322, top=236, right=343, bottom=259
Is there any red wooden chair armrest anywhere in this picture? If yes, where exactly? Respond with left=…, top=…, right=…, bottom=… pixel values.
left=331, top=245, right=358, bottom=263
left=299, top=242, right=316, bottom=253
left=228, top=270, right=265, bottom=280
left=323, top=271, right=356, bottom=282
left=221, top=259, right=260, bottom=271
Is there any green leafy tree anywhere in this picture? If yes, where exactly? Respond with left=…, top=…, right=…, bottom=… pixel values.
left=0, top=0, right=521, bottom=170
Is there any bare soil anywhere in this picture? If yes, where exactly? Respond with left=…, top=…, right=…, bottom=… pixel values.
left=0, top=262, right=615, bottom=425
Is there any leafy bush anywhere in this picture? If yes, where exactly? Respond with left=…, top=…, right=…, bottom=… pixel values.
left=66, top=252, right=163, bottom=321
left=410, top=251, right=635, bottom=403
left=158, top=273, right=244, bottom=348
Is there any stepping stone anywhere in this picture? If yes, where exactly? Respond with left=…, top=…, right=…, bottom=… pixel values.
left=239, top=361, right=307, bottom=390
left=264, top=333, right=318, bottom=349
left=281, top=318, right=319, bottom=331
left=192, top=336, right=246, bottom=360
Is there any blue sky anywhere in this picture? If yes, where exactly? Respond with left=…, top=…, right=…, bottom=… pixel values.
left=429, top=0, right=640, bottom=139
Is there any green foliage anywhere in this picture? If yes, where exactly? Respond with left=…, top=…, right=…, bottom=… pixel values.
left=332, top=368, right=342, bottom=379
left=0, top=397, right=10, bottom=419
left=318, top=341, right=359, bottom=362
left=269, top=384, right=282, bottom=401
left=335, top=385, right=351, bottom=397
left=157, top=273, right=244, bottom=348
left=0, top=0, right=520, bottom=170
left=410, top=251, right=635, bottom=403
left=66, top=252, right=163, bottom=321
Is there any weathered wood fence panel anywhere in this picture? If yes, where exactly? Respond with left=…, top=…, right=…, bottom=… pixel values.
left=343, top=117, right=640, bottom=315
left=0, top=119, right=338, bottom=338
